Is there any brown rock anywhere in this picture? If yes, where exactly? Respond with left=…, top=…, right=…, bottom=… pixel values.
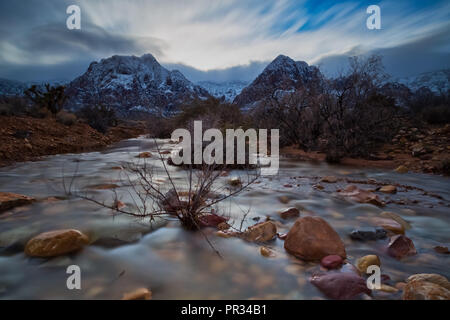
left=379, top=185, right=397, bottom=194
left=370, top=217, right=405, bottom=235
left=25, top=229, right=89, bottom=257
left=356, top=255, right=381, bottom=274
left=242, top=221, right=277, bottom=242
left=403, top=274, right=450, bottom=300
left=284, top=216, right=346, bottom=261
left=136, top=152, right=152, bottom=158
left=260, top=246, right=275, bottom=257
left=0, top=192, right=35, bottom=212
left=380, top=211, right=411, bottom=230
left=321, top=176, right=338, bottom=183
left=338, top=185, right=383, bottom=206
left=122, top=288, right=152, bottom=300
left=395, top=165, right=408, bottom=174
left=387, top=235, right=417, bottom=259
left=279, top=207, right=300, bottom=219
left=434, top=245, right=450, bottom=254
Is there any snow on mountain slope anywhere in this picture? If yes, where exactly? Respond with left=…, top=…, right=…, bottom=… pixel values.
left=65, top=54, right=209, bottom=116
left=233, top=55, right=322, bottom=109
left=197, top=80, right=248, bottom=102
left=396, top=69, right=449, bottom=93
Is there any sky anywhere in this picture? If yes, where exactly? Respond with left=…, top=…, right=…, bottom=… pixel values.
left=0, top=0, right=449, bottom=82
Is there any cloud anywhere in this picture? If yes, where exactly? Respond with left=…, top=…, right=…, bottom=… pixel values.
left=0, top=0, right=449, bottom=82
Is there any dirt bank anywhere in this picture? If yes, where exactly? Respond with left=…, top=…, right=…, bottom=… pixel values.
left=0, top=115, right=147, bottom=167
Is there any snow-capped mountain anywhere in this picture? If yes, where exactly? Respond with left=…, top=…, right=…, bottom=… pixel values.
left=233, top=55, right=322, bottom=109
left=197, top=80, right=248, bottom=102
left=65, top=54, right=209, bottom=116
left=396, top=69, right=449, bottom=93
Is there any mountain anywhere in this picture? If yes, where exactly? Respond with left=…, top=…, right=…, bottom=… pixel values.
left=197, top=80, right=248, bottom=102
left=396, top=69, right=450, bottom=93
left=233, top=55, right=322, bottom=109
left=65, top=54, right=209, bottom=116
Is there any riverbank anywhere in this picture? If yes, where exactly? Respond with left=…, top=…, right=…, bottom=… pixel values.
left=281, top=124, right=450, bottom=176
left=0, top=115, right=148, bottom=167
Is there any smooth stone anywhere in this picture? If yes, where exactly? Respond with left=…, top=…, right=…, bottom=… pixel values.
left=320, top=255, right=344, bottom=269
left=403, top=274, right=450, bottom=300
left=136, top=152, right=152, bottom=158
left=380, top=211, right=411, bottom=230
left=284, top=216, right=346, bottom=261
left=379, top=185, right=397, bottom=194
left=370, top=217, right=405, bottom=235
left=198, top=214, right=227, bottom=228
left=387, top=235, right=417, bottom=259
left=395, top=165, right=409, bottom=174
left=434, top=246, right=450, bottom=254
left=25, top=229, right=89, bottom=257
left=0, top=192, right=35, bottom=212
left=310, top=272, right=371, bottom=300
left=121, top=288, right=152, bottom=300
left=356, top=255, right=381, bottom=274
left=377, top=284, right=399, bottom=293
left=260, top=246, right=275, bottom=257
left=321, top=176, right=338, bottom=183
left=338, top=185, right=383, bottom=206
left=349, top=227, right=387, bottom=241
left=279, top=207, right=300, bottom=219
left=242, top=221, right=277, bottom=242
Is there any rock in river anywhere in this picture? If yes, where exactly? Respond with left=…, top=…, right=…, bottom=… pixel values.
left=25, top=229, right=89, bottom=257
left=310, top=272, right=371, bottom=300
left=320, top=255, right=344, bottom=269
left=284, top=216, right=346, bottom=261
left=242, top=221, right=277, bottom=242
left=338, top=185, right=383, bottom=206
left=0, top=192, right=35, bottom=212
left=349, top=227, right=387, bottom=241
left=279, top=207, right=300, bottom=219
left=403, top=274, right=450, bottom=300
left=379, top=185, right=397, bottom=194
left=356, top=255, right=381, bottom=274
left=387, top=235, right=417, bottom=259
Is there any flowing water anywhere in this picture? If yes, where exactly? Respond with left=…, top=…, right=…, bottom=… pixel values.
left=0, top=136, right=449, bottom=299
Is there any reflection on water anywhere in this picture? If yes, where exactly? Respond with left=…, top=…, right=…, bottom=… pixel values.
left=0, top=137, right=449, bottom=299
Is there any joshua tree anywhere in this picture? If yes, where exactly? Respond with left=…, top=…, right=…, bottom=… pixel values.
left=25, top=84, right=67, bottom=115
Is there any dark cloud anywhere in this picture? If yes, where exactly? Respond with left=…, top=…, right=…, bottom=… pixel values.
left=316, top=25, right=450, bottom=78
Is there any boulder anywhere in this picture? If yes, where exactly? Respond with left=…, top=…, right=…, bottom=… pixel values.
left=370, top=217, right=405, bottom=235
left=320, top=255, right=344, bottom=269
left=242, top=221, right=277, bottom=242
left=387, top=235, right=417, bottom=259
left=0, top=192, right=35, bottom=212
left=310, top=272, right=371, bottom=300
left=349, top=227, right=387, bottom=241
left=403, top=274, right=450, bottom=300
left=25, top=229, right=89, bottom=257
left=284, top=216, right=346, bottom=261
left=338, top=185, right=383, bottom=206
left=279, top=207, right=300, bottom=219
left=356, top=255, right=381, bottom=274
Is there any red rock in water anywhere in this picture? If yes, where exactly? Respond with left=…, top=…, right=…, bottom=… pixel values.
left=387, top=235, right=417, bottom=259
left=198, top=214, right=227, bottom=228
left=338, top=185, right=383, bottom=206
left=320, top=255, right=344, bottom=269
left=284, top=216, right=346, bottom=261
left=277, top=233, right=288, bottom=240
left=279, top=207, right=300, bottom=219
left=310, top=272, right=371, bottom=300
